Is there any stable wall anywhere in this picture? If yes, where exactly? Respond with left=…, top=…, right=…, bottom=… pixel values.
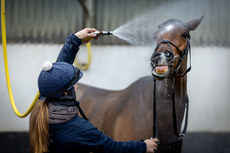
left=0, top=44, right=229, bottom=132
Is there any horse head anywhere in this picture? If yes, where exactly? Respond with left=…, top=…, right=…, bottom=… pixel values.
left=151, top=17, right=203, bottom=80
left=150, top=17, right=203, bottom=153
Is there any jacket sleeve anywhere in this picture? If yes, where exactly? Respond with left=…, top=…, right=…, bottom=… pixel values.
left=56, top=34, right=82, bottom=64
left=70, top=116, right=147, bottom=153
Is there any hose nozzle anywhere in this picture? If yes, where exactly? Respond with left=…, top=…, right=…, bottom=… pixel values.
left=93, top=31, right=113, bottom=38
left=83, top=31, right=113, bottom=42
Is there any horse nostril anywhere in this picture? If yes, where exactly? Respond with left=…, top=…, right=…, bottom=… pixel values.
left=150, top=56, right=154, bottom=61
left=153, top=52, right=161, bottom=58
left=151, top=61, right=155, bottom=68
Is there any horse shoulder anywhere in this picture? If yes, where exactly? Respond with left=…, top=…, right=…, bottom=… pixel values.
left=77, top=83, right=124, bottom=131
left=112, top=76, right=154, bottom=140
left=77, top=76, right=154, bottom=140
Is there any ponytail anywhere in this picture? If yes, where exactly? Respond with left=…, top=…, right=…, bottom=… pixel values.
left=29, top=99, right=49, bottom=153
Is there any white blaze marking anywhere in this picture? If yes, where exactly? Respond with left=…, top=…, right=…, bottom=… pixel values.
left=165, top=25, right=174, bottom=31
left=159, top=54, right=167, bottom=65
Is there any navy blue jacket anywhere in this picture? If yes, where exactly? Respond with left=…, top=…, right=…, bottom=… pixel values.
left=49, top=34, right=146, bottom=153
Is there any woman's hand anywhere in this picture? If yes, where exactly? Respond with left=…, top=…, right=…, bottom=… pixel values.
left=74, top=28, right=98, bottom=43
left=144, top=138, right=159, bottom=153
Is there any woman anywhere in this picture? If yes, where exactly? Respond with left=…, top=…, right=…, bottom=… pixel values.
left=29, top=28, right=158, bottom=153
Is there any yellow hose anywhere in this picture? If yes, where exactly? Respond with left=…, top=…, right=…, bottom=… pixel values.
left=74, top=42, right=92, bottom=71
left=1, top=0, right=39, bottom=118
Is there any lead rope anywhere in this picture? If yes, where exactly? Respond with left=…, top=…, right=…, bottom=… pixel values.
left=153, top=78, right=158, bottom=153
left=153, top=78, right=157, bottom=138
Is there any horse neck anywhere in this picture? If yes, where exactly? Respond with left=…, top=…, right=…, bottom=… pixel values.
left=156, top=76, right=188, bottom=143
left=157, top=76, right=187, bottom=101
left=175, top=76, right=188, bottom=100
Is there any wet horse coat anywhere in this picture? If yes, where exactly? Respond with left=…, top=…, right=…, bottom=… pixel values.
left=77, top=17, right=203, bottom=153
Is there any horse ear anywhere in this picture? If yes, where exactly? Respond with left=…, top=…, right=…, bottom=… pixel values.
left=185, top=16, right=204, bottom=31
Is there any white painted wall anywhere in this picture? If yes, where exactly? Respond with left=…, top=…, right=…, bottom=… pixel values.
left=0, top=44, right=229, bottom=132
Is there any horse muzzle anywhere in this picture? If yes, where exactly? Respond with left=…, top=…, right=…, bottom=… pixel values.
left=151, top=51, right=173, bottom=79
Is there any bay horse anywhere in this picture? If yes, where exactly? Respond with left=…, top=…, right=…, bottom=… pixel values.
left=77, top=17, right=203, bottom=153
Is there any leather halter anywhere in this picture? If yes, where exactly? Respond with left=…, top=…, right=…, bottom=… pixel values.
left=154, top=39, right=191, bottom=77
left=153, top=39, right=191, bottom=140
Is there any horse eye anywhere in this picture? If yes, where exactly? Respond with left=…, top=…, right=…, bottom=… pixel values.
left=181, top=33, right=187, bottom=38
left=181, top=33, right=190, bottom=39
